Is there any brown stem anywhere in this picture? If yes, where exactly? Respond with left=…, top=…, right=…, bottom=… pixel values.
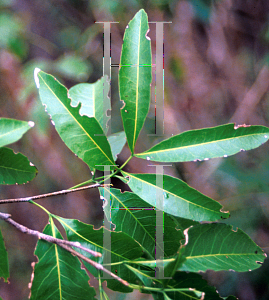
left=0, top=212, right=101, bottom=257
left=0, top=183, right=108, bottom=204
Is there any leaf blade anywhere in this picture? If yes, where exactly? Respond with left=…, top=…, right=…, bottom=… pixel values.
left=107, top=131, right=126, bottom=161
left=0, top=117, right=33, bottom=148
left=181, top=223, right=266, bottom=272
left=30, top=222, right=97, bottom=300
left=35, top=70, right=115, bottom=171
left=135, top=124, right=269, bottom=162
left=119, top=9, right=152, bottom=154
left=0, top=147, right=37, bottom=185
left=121, top=172, right=229, bottom=221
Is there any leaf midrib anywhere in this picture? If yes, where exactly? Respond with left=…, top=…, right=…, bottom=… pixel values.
left=137, top=131, right=268, bottom=156
left=132, top=15, right=142, bottom=152
left=124, top=172, right=225, bottom=217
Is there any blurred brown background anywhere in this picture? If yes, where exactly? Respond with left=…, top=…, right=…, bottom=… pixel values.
left=1, top=0, right=269, bottom=299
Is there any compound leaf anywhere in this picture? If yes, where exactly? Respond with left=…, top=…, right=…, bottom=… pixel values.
left=121, top=172, right=229, bottom=222
left=119, top=9, right=152, bottom=154
left=0, top=117, right=34, bottom=147
left=30, top=221, right=97, bottom=300
left=135, top=124, right=269, bottom=162
left=181, top=223, right=266, bottom=272
left=0, top=147, right=37, bottom=185
left=35, top=69, right=115, bottom=171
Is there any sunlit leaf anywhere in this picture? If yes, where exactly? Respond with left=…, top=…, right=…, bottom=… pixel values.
left=69, top=75, right=110, bottom=134
left=30, top=222, right=97, bottom=300
left=135, top=124, right=269, bottom=162
left=0, top=117, right=34, bottom=147
left=35, top=69, right=115, bottom=171
left=121, top=172, right=229, bottom=221
left=119, top=9, right=152, bottom=154
left=54, top=216, right=143, bottom=293
left=0, top=147, right=37, bottom=185
left=181, top=223, right=266, bottom=272
left=0, top=229, right=9, bottom=282
left=99, top=187, right=183, bottom=258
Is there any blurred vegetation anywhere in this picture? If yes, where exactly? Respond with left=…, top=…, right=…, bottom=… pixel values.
left=1, top=0, right=269, bottom=299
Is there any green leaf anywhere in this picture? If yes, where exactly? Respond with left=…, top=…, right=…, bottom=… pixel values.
left=119, top=9, right=152, bottom=154
left=181, top=223, right=266, bottom=272
left=0, top=117, right=34, bottom=147
left=0, top=147, right=37, bottom=184
left=0, top=229, right=9, bottom=282
left=35, top=69, right=115, bottom=171
left=69, top=75, right=110, bottom=134
left=135, top=124, right=269, bottom=162
left=99, top=187, right=183, bottom=258
left=30, top=221, right=97, bottom=300
left=54, top=216, right=143, bottom=293
left=121, top=172, right=229, bottom=221
left=107, top=131, right=126, bottom=161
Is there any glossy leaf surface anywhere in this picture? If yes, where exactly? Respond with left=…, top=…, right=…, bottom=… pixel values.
left=121, top=172, right=229, bottom=221
left=0, top=117, right=34, bottom=147
left=99, top=187, right=183, bottom=258
left=0, top=229, right=9, bottom=282
left=30, top=222, right=97, bottom=300
left=135, top=124, right=269, bottom=162
left=69, top=75, right=110, bottom=134
left=181, top=223, right=266, bottom=272
left=35, top=70, right=115, bottom=171
left=119, top=9, right=152, bottom=154
left=54, top=216, right=143, bottom=293
left=0, top=147, right=37, bottom=184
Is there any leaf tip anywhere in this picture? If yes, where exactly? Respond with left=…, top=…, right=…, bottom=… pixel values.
left=34, top=68, right=41, bottom=88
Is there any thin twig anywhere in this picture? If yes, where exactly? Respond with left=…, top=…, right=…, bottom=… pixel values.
left=0, top=183, right=107, bottom=204
left=0, top=212, right=101, bottom=257
left=0, top=212, right=129, bottom=287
